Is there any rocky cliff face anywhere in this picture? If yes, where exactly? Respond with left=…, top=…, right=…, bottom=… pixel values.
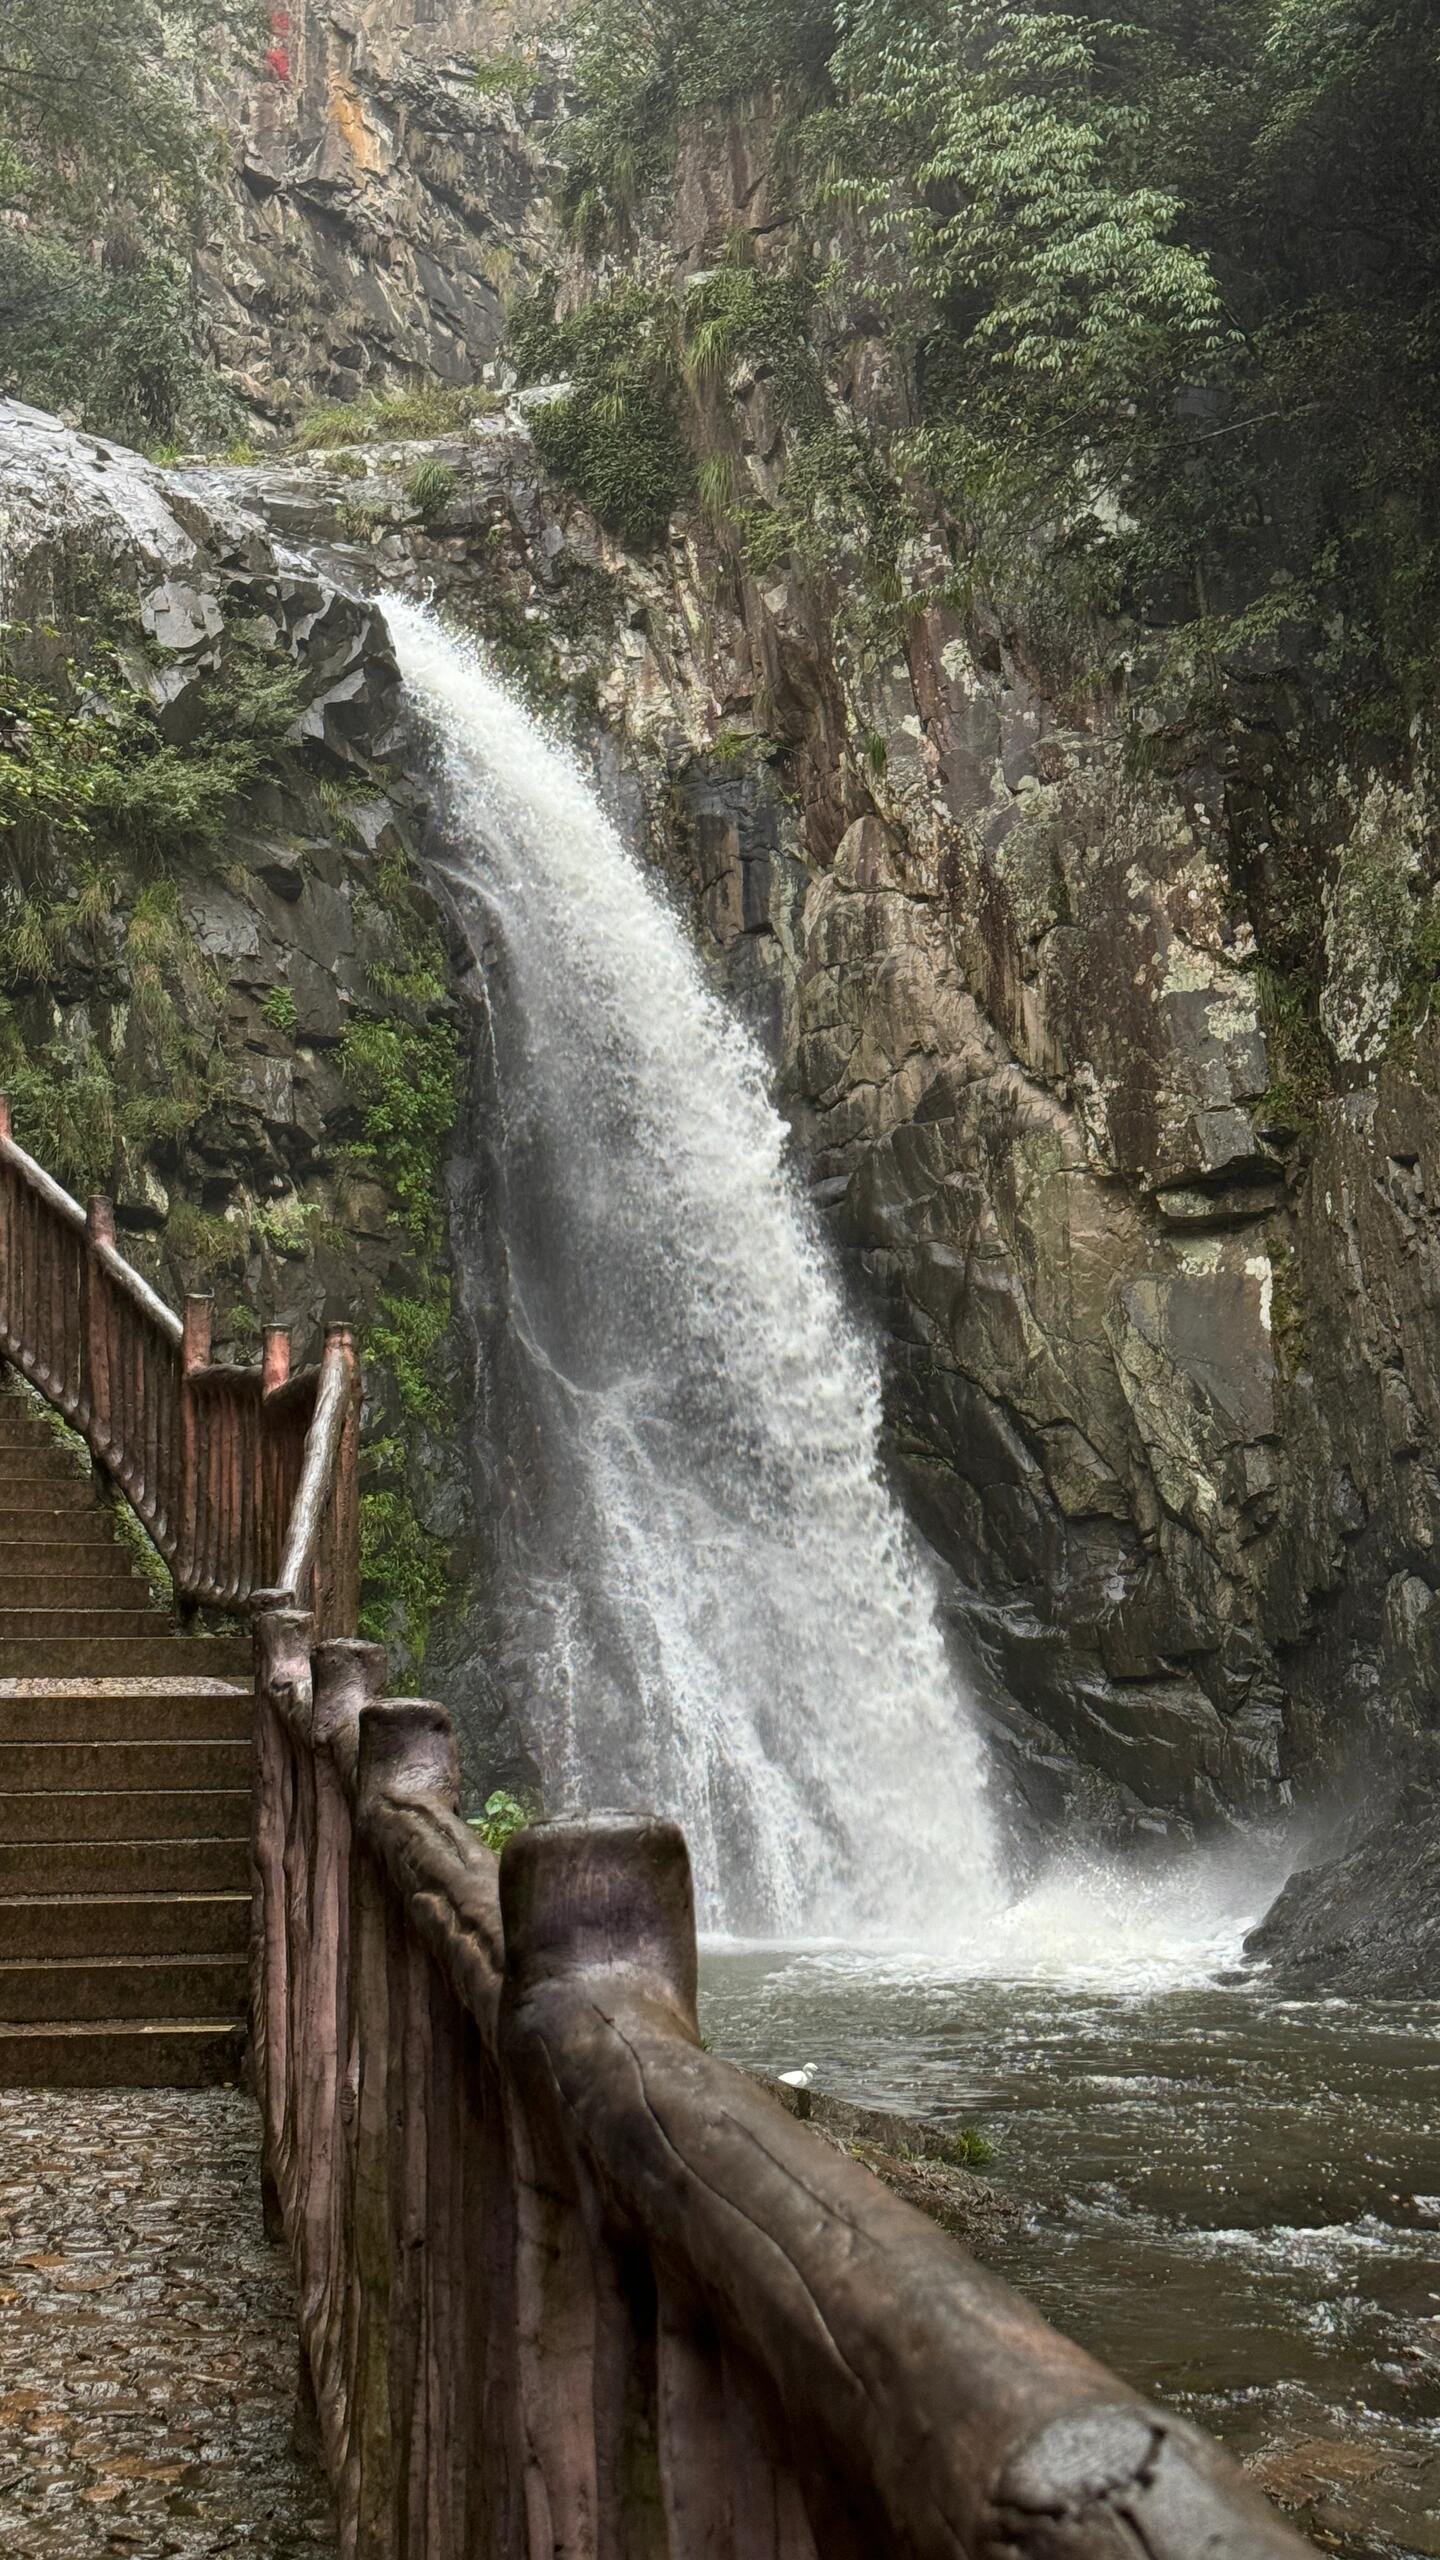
left=12, top=19, right=1437, bottom=1882
left=212, top=385, right=1438, bottom=1871
left=197, top=1, right=557, bottom=414
left=0, top=400, right=497, bottom=1757
left=208, top=75, right=1440, bottom=1865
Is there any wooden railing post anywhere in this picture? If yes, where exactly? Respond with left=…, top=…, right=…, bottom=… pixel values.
left=327, top=1322, right=361, bottom=1639
left=263, top=1323, right=292, bottom=1397
left=84, top=1193, right=117, bottom=1458
left=500, top=1814, right=699, bottom=2029
left=178, top=1292, right=214, bottom=1602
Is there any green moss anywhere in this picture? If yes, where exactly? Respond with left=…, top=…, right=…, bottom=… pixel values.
left=103, top=1484, right=173, bottom=1604
left=1255, top=965, right=1332, bottom=1142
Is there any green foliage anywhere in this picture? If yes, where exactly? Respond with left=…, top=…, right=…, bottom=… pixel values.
left=683, top=263, right=819, bottom=416
left=405, top=458, right=459, bottom=523
left=0, top=1051, right=118, bottom=1193
left=510, top=279, right=691, bottom=547
left=468, top=1790, right=532, bottom=1854
left=936, top=2125, right=996, bottom=2171
left=554, top=0, right=834, bottom=243
left=1392, top=894, right=1440, bottom=1049
left=340, top=1012, right=459, bottom=1251
left=335, top=499, right=391, bottom=546
left=294, top=384, right=502, bottom=451
left=553, top=0, right=1440, bottom=757
left=0, top=669, right=118, bottom=854
left=470, top=48, right=534, bottom=97
left=261, top=985, right=299, bottom=1035
left=165, top=1201, right=244, bottom=1276
left=364, top=1286, right=452, bottom=1428
left=250, top=1193, right=335, bottom=1258
left=358, top=1450, right=452, bottom=1663
left=0, top=231, right=240, bottom=450
left=0, top=2, right=259, bottom=443
left=0, top=617, right=306, bottom=873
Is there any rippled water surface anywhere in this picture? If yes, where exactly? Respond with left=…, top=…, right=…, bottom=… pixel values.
left=701, top=1951, right=1440, bottom=2555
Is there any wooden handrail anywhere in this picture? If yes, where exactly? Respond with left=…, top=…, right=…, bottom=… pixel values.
left=250, top=1623, right=1310, bottom=2560
left=0, top=1096, right=361, bottom=1637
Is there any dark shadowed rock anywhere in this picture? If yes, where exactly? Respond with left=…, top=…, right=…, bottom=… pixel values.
left=1246, top=1758, right=1440, bottom=1994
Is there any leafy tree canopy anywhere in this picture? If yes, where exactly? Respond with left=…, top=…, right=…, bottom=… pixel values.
left=0, top=0, right=257, bottom=444
left=553, top=0, right=1440, bottom=752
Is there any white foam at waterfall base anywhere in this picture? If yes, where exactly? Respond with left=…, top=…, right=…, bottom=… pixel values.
left=384, top=596, right=1004, bottom=1941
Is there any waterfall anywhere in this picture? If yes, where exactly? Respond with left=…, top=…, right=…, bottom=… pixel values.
left=384, top=598, right=1002, bottom=1940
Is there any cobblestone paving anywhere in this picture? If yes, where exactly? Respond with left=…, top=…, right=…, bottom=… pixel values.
left=0, top=2091, right=334, bottom=2556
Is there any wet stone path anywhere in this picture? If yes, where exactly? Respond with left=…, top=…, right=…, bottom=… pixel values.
left=0, top=2091, right=334, bottom=2556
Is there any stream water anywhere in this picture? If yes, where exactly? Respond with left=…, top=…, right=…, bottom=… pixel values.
left=702, top=1944, right=1440, bottom=2556
left=386, top=602, right=1439, bottom=2554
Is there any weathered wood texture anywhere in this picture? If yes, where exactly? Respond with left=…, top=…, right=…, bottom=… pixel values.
left=254, top=1616, right=1308, bottom=2560
left=0, top=1100, right=359, bottom=1631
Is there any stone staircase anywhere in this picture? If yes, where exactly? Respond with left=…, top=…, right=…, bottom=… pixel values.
left=0, top=1370, right=252, bottom=2086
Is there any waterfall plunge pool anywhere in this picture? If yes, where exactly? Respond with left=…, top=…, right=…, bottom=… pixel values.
left=701, top=1949, right=1440, bottom=2559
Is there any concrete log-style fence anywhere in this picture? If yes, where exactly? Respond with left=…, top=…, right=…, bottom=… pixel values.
left=253, top=1610, right=1306, bottom=2560
left=0, top=1099, right=360, bottom=1630
left=0, top=1096, right=1307, bottom=2557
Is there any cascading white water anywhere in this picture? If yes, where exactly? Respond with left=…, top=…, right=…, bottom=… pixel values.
left=384, top=597, right=1003, bottom=1941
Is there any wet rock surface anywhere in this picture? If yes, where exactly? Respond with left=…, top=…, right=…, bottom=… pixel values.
left=1245, top=1761, right=1440, bottom=1996
left=760, top=2073, right=1023, bottom=2251
left=0, top=400, right=480, bottom=1710
left=0, top=2089, right=333, bottom=2555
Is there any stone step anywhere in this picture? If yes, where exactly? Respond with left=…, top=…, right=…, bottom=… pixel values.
left=0, top=1541, right=151, bottom=1574
left=0, top=1513, right=121, bottom=1545
left=0, top=1892, right=248, bottom=1960
left=0, top=1477, right=98, bottom=1510
left=0, top=1433, right=92, bottom=1465
left=0, top=1637, right=251, bottom=1677
left=0, top=1835, right=251, bottom=1895
left=0, top=1570, right=150, bottom=1606
left=0, top=1738, right=251, bottom=1792
left=0, top=1952, right=247, bottom=2022
left=0, top=2019, right=244, bottom=2087
left=0, top=1608, right=167, bottom=1638
left=0, top=1787, right=251, bottom=1842
left=0, top=1692, right=250, bottom=1743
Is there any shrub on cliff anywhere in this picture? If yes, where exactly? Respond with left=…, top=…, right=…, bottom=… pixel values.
left=510, top=279, right=691, bottom=548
